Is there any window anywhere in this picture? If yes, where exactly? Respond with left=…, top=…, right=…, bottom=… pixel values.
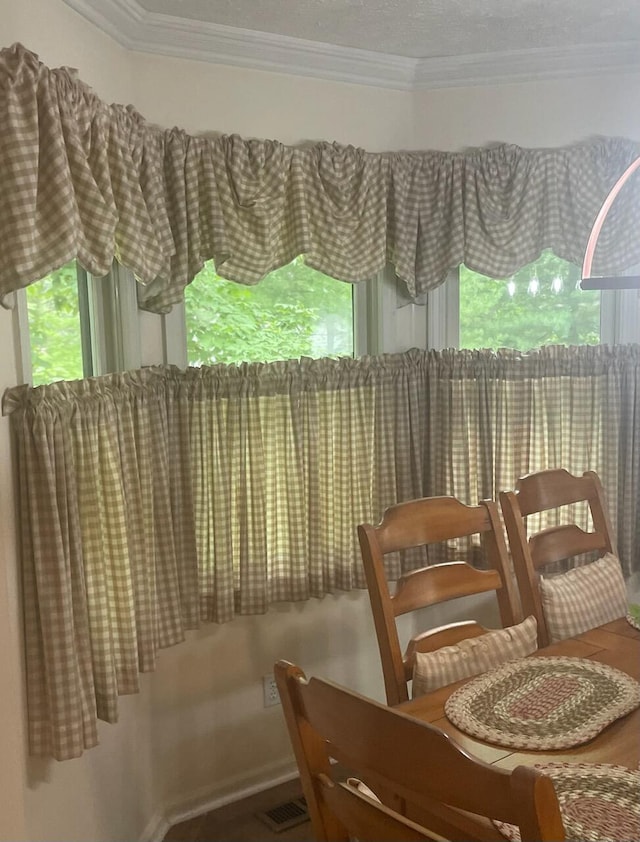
left=459, top=253, right=600, bottom=350
left=17, top=260, right=141, bottom=386
left=184, top=256, right=357, bottom=366
left=428, top=251, right=639, bottom=350
left=25, top=261, right=89, bottom=385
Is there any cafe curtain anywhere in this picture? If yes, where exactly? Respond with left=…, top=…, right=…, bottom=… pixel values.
left=2, top=42, right=640, bottom=314
left=3, top=343, right=639, bottom=759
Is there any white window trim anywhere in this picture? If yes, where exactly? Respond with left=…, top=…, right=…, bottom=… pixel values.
left=600, top=283, right=640, bottom=346
left=163, top=300, right=188, bottom=368
left=354, top=269, right=396, bottom=358
left=353, top=278, right=371, bottom=358
left=95, top=262, right=142, bottom=374
left=427, top=270, right=459, bottom=351
left=14, top=289, right=33, bottom=386
left=357, top=265, right=429, bottom=356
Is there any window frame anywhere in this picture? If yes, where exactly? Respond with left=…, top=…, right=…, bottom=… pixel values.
left=14, top=261, right=141, bottom=386
left=170, top=266, right=380, bottom=369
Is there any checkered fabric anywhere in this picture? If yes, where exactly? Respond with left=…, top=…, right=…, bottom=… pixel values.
left=3, top=345, right=640, bottom=759
left=540, top=553, right=629, bottom=643
left=1, top=43, right=640, bottom=315
left=412, top=615, right=539, bottom=698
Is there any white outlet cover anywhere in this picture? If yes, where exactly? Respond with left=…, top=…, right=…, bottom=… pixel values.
left=263, top=674, right=281, bottom=707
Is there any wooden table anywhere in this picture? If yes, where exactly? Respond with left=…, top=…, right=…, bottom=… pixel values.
left=398, top=618, right=640, bottom=840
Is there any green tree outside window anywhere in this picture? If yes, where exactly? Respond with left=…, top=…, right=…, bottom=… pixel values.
left=26, top=261, right=85, bottom=385
left=185, top=256, right=355, bottom=365
left=459, top=251, right=600, bottom=351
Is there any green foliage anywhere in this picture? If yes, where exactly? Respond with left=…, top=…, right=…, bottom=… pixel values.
left=459, top=251, right=600, bottom=351
left=26, top=262, right=85, bottom=385
left=187, top=252, right=600, bottom=366
left=24, top=252, right=603, bottom=385
left=185, top=256, right=354, bottom=365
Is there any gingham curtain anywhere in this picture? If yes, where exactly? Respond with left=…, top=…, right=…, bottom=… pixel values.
left=3, top=344, right=639, bottom=759
left=2, top=42, right=640, bottom=314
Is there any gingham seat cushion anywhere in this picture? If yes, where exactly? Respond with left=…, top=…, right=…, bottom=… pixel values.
left=540, top=553, right=628, bottom=643
left=411, top=615, right=538, bottom=698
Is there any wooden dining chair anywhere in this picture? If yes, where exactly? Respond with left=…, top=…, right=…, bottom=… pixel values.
left=275, top=660, right=565, bottom=842
left=500, top=468, right=624, bottom=647
left=358, top=496, right=522, bottom=706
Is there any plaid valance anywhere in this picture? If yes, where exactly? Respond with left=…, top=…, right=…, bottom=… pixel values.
left=1, top=42, right=640, bottom=314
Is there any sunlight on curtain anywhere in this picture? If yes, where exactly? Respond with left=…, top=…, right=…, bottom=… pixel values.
left=3, top=344, right=639, bottom=759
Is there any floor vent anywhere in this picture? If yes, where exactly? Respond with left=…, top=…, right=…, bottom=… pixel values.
left=255, top=797, right=309, bottom=832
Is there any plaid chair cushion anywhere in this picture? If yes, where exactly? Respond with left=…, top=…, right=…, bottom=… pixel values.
left=411, top=615, right=538, bottom=698
left=540, top=553, right=628, bottom=643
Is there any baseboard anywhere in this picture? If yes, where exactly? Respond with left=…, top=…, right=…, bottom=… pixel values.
left=139, top=758, right=300, bottom=842
left=139, top=812, right=170, bottom=842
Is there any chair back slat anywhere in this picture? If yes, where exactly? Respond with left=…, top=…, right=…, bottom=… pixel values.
left=529, top=524, right=608, bottom=568
left=374, top=497, right=492, bottom=551
left=394, top=563, right=504, bottom=616
left=514, top=467, right=598, bottom=513
left=359, top=496, right=519, bottom=705
left=500, top=468, right=617, bottom=647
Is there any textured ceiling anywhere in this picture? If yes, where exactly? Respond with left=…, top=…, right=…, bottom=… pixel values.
left=60, top=0, right=640, bottom=88
left=135, top=0, right=640, bottom=59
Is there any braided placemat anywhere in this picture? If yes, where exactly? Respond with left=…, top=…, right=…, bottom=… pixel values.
left=444, top=656, right=640, bottom=750
left=494, top=763, right=640, bottom=842
left=627, top=603, right=640, bottom=631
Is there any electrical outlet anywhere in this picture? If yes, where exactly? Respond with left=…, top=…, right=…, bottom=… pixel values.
left=263, top=673, right=281, bottom=707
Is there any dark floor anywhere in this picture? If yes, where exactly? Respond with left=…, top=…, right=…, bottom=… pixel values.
left=162, top=777, right=314, bottom=842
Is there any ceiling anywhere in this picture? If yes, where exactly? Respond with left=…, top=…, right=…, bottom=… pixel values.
left=64, top=0, right=640, bottom=89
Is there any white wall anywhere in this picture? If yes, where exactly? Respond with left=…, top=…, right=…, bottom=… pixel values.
left=0, top=3, right=154, bottom=841
left=411, top=74, right=640, bottom=150
left=128, top=52, right=413, bottom=149
left=1, top=4, right=639, bottom=840
left=0, top=5, right=415, bottom=841
left=0, top=304, right=28, bottom=842
left=0, top=0, right=131, bottom=102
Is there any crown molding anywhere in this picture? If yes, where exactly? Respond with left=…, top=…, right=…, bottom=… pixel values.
left=63, top=0, right=640, bottom=91
left=62, top=0, right=417, bottom=88
left=412, top=41, right=640, bottom=89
